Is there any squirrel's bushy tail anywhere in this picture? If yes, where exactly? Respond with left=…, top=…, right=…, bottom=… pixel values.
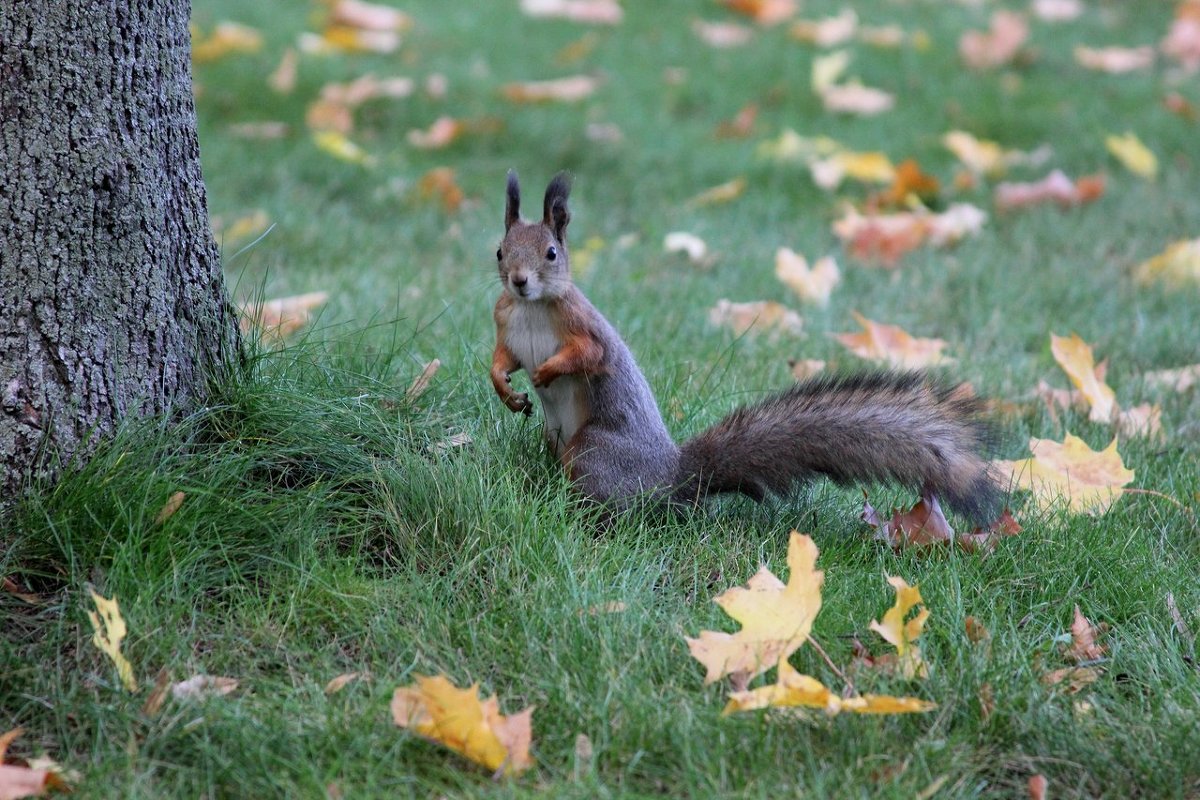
left=672, top=372, right=1001, bottom=523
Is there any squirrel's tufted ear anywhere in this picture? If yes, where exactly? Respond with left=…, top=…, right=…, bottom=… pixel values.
left=543, top=171, right=572, bottom=243
left=505, top=170, right=520, bottom=231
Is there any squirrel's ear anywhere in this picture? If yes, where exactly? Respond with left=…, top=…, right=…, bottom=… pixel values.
left=542, top=171, right=572, bottom=243
left=505, top=170, right=520, bottom=231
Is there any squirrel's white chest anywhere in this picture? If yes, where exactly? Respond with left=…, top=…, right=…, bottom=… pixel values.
left=504, top=301, right=588, bottom=452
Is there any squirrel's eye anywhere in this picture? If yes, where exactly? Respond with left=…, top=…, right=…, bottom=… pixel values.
left=546, top=246, right=557, bottom=261
left=496, top=248, right=503, bottom=261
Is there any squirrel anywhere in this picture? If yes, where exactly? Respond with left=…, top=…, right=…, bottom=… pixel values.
left=490, top=171, right=1001, bottom=522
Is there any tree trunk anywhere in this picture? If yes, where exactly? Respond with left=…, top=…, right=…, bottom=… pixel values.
left=0, top=0, right=239, bottom=500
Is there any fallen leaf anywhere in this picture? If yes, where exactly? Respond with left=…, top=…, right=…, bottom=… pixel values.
left=859, top=24, right=909, bottom=49
left=1066, top=605, right=1107, bottom=662
left=171, top=675, right=239, bottom=701
left=325, top=672, right=363, bottom=695
left=978, top=682, right=995, bottom=721
left=820, top=81, right=895, bottom=116
left=833, top=312, right=953, bottom=369
left=239, top=291, right=330, bottom=341
left=869, top=159, right=940, bottom=209
left=755, top=130, right=843, bottom=164
left=715, top=103, right=758, bottom=138
left=720, top=0, right=797, bottom=26
left=1115, top=403, right=1163, bottom=441
left=87, top=588, right=138, bottom=692
left=958, top=508, right=1022, bottom=554
left=708, top=299, right=803, bottom=337
left=1050, top=333, right=1118, bottom=424
left=942, top=130, right=1050, bottom=177
left=328, top=0, right=412, bottom=32
left=809, top=149, right=894, bottom=190
left=1041, top=665, right=1101, bottom=692
left=993, top=433, right=1134, bottom=515
left=862, top=491, right=956, bottom=550
left=1133, top=238, right=1200, bottom=288
left=787, top=359, right=826, bottom=381
left=214, top=209, right=272, bottom=248
left=520, top=0, right=623, bottom=24
left=774, top=249, right=840, bottom=306
left=994, top=170, right=1105, bottom=212
left=417, top=167, right=466, bottom=213
left=192, top=21, right=262, bottom=64
left=693, top=20, right=754, bottom=48
left=789, top=9, right=858, bottom=47
left=391, top=675, right=534, bottom=775
left=312, top=131, right=374, bottom=166
left=965, top=616, right=990, bottom=644
left=722, top=659, right=935, bottom=715
left=1074, top=45, right=1155, bottom=73
left=142, top=668, right=171, bottom=717
left=267, top=48, right=298, bottom=93
left=664, top=232, right=709, bottom=265
left=1144, top=363, right=1200, bottom=393
left=685, top=532, right=823, bottom=685
left=227, top=122, right=289, bottom=140
left=1105, top=132, right=1158, bottom=180
left=831, top=204, right=986, bottom=266
left=405, top=359, right=441, bottom=400
left=810, top=49, right=851, bottom=94
left=2, top=577, right=43, bottom=605
left=0, top=729, right=71, bottom=799
left=153, top=491, right=186, bottom=525
left=407, top=117, right=465, bottom=150
left=1032, top=0, right=1083, bottom=21
left=688, top=177, right=747, bottom=206
left=1162, top=2, right=1200, bottom=71
left=1164, top=91, right=1197, bottom=120
left=319, top=25, right=400, bottom=53
left=502, top=75, right=599, bottom=103
left=868, top=576, right=930, bottom=679
left=959, top=10, right=1028, bottom=69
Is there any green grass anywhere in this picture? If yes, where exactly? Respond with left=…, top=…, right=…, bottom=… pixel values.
left=4, top=0, right=1200, bottom=796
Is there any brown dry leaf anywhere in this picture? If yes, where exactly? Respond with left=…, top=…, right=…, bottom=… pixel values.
left=869, top=576, right=930, bottom=680
left=789, top=9, right=858, bottom=47
left=1042, top=665, right=1101, bottom=692
left=788, top=359, right=826, bottom=381
left=774, top=249, right=840, bottom=306
left=87, top=588, right=138, bottom=692
left=520, top=0, right=623, bottom=24
left=142, top=669, right=171, bottom=717
left=1066, top=605, right=1107, bottom=662
left=192, top=21, right=263, bottom=64
left=391, top=675, right=534, bottom=775
left=861, top=491, right=955, bottom=550
left=1162, top=1, right=1200, bottom=71
left=171, top=675, right=239, bottom=701
left=324, top=672, right=364, bottom=695
left=268, top=48, right=298, bottom=94
left=993, top=433, right=1135, bottom=515
left=958, top=508, right=1022, bottom=554
left=1133, top=238, right=1200, bottom=288
left=502, top=75, right=599, bottom=103
left=820, top=81, right=895, bottom=116
left=1050, top=333, right=1118, bottom=424
left=2, top=577, right=43, bottom=606
left=715, top=103, right=758, bottom=138
left=1029, top=774, right=1049, bottom=800
left=417, top=168, right=466, bottom=213
left=239, top=292, right=330, bottom=341
left=405, top=360, right=441, bottom=400
left=708, top=299, right=803, bottom=338
left=153, top=491, right=186, bottom=526
left=720, top=0, right=797, bottom=26
left=1033, top=0, right=1083, bottom=21
left=685, top=532, right=824, bottom=685
left=0, top=728, right=68, bottom=799
left=407, top=117, right=465, bottom=150
left=1144, top=363, right=1200, bottom=393
left=688, top=177, right=747, bottom=206
left=959, top=11, right=1029, bottom=69
left=1074, top=45, right=1155, bottom=73
left=994, top=170, right=1105, bottom=212
left=693, top=19, right=754, bottom=48
left=833, top=312, right=952, bottom=369
left=964, top=616, right=990, bottom=644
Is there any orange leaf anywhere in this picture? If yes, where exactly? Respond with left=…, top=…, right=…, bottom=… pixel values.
left=1066, top=605, right=1107, bottom=662
left=833, top=312, right=952, bottom=369
left=870, top=158, right=940, bottom=209
left=417, top=168, right=466, bottom=213
left=861, top=491, right=955, bottom=550
left=720, top=0, right=797, bottom=25
left=239, top=292, right=330, bottom=341
left=994, top=170, right=1105, bottom=212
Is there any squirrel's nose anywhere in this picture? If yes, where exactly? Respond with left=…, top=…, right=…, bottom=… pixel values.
left=511, top=275, right=528, bottom=288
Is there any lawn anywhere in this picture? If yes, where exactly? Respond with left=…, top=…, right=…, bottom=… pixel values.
left=3, top=0, right=1199, bottom=797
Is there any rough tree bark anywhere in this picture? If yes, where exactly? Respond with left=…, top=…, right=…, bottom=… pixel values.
left=0, top=0, right=239, bottom=500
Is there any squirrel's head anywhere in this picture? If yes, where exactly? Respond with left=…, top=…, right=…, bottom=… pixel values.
left=497, top=170, right=572, bottom=302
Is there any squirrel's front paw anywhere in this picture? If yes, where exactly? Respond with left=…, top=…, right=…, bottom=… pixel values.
left=532, top=365, right=557, bottom=388
left=505, top=392, right=533, bottom=415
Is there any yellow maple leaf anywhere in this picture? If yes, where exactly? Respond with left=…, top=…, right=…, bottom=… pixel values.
left=1105, top=132, right=1158, bottom=180
left=391, top=675, right=534, bottom=775
left=993, top=433, right=1134, bottom=514
left=1133, top=238, right=1200, bottom=288
left=1050, top=333, right=1117, bottom=423
left=312, top=131, right=375, bottom=166
left=685, top=531, right=823, bottom=685
left=688, top=177, right=747, bottom=207
left=774, top=249, right=841, bottom=306
left=723, top=660, right=935, bottom=715
left=191, top=21, right=262, bottom=64
left=868, top=576, right=929, bottom=680
left=87, top=589, right=138, bottom=692
left=809, top=150, right=895, bottom=190
left=832, top=312, right=953, bottom=368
